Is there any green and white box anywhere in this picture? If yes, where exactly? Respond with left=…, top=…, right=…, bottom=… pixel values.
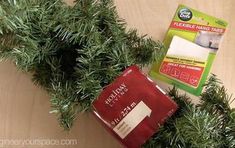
left=150, top=4, right=228, bottom=96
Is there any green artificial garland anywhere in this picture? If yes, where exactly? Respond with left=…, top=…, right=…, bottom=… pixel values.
left=0, top=0, right=163, bottom=129
left=143, top=75, right=235, bottom=148
left=0, top=0, right=235, bottom=147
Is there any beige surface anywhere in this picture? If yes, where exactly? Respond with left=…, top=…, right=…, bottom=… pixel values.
left=0, top=0, right=234, bottom=148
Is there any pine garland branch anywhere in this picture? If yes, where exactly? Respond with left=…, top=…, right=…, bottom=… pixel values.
left=0, top=0, right=164, bottom=129
left=199, top=74, right=234, bottom=119
left=143, top=75, right=235, bottom=148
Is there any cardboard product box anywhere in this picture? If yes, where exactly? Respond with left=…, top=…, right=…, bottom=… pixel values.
left=150, top=4, right=228, bottom=96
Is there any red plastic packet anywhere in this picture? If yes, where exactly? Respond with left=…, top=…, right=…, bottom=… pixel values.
left=92, top=65, right=178, bottom=148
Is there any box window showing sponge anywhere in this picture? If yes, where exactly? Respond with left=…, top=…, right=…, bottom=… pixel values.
left=150, top=5, right=228, bottom=96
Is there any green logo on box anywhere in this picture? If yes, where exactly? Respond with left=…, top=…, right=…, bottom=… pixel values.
left=178, top=8, right=192, bottom=21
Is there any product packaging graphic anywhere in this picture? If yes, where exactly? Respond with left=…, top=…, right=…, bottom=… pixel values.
left=150, top=5, right=228, bottom=96
left=93, top=65, right=178, bottom=148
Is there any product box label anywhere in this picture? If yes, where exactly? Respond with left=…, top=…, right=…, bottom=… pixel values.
left=93, top=65, right=177, bottom=148
left=150, top=5, right=228, bottom=95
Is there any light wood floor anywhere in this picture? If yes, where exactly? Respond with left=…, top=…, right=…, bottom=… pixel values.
left=0, top=0, right=234, bottom=147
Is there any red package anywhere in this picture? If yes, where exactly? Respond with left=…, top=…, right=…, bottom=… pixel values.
left=92, top=65, right=178, bottom=148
